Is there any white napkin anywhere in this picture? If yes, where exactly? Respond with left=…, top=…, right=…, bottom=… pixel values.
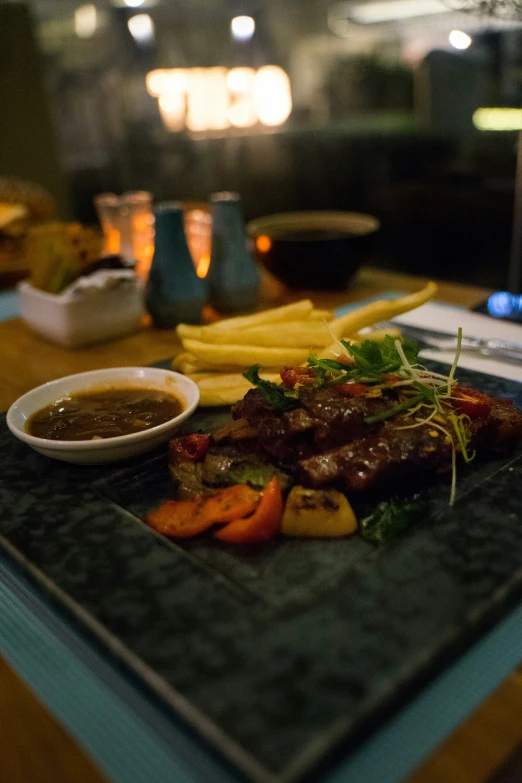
left=393, top=302, right=522, bottom=383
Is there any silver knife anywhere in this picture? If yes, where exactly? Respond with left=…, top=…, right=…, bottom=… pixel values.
left=377, top=321, right=522, bottom=364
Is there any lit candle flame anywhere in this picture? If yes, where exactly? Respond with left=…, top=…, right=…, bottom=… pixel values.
left=196, top=253, right=211, bottom=278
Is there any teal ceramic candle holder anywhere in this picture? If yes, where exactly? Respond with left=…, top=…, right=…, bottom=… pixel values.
left=145, top=202, right=207, bottom=327
left=207, top=192, right=260, bottom=314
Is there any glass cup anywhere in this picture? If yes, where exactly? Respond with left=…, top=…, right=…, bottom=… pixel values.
left=94, top=191, right=154, bottom=278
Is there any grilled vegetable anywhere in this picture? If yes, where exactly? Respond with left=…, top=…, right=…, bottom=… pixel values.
left=168, top=459, right=205, bottom=498
left=202, top=450, right=292, bottom=492
left=214, top=477, right=283, bottom=543
left=146, top=484, right=260, bottom=538
left=169, top=433, right=211, bottom=461
left=281, top=486, right=357, bottom=538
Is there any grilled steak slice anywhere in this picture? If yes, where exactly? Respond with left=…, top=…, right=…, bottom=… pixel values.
left=299, top=423, right=452, bottom=491
left=234, top=387, right=392, bottom=452
left=299, top=387, right=391, bottom=450
left=230, top=384, right=522, bottom=494
left=233, top=389, right=275, bottom=425
left=300, top=395, right=522, bottom=492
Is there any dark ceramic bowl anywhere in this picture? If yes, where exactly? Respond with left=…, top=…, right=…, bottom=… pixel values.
left=247, top=211, right=380, bottom=290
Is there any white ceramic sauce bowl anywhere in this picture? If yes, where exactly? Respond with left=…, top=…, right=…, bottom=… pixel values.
left=6, top=367, right=200, bottom=464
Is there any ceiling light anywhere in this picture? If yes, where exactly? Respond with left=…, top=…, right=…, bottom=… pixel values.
left=75, top=4, right=97, bottom=38
left=473, top=108, right=522, bottom=131
left=124, top=0, right=145, bottom=6
left=343, top=0, right=448, bottom=24
left=449, top=29, right=472, bottom=49
left=231, top=15, right=255, bottom=41
left=127, top=13, right=154, bottom=44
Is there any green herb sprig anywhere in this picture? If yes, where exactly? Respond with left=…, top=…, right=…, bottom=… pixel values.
left=242, top=365, right=299, bottom=413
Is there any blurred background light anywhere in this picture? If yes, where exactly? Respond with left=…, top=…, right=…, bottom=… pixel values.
left=146, top=69, right=167, bottom=97
left=112, top=0, right=157, bottom=6
left=473, top=108, right=522, bottom=131
left=487, top=292, right=518, bottom=317
left=449, top=29, right=472, bottom=49
left=231, top=15, right=256, bottom=41
left=346, top=0, right=448, bottom=24
left=147, top=66, right=292, bottom=132
left=163, top=70, right=189, bottom=94
left=226, top=67, right=256, bottom=92
left=127, top=13, right=155, bottom=44
left=75, top=4, right=97, bottom=38
left=253, top=66, right=292, bottom=126
left=158, top=91, right=186, bottom=132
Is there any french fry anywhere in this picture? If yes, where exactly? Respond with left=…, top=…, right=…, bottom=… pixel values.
left=309, top=308, right=335, bottom=321
left=195, top=321, right=332, bottom=348
left=198, top=385, right=258, bottom=407
left=188, top=372, right=280, bottom=388
left=190, top=371, right=281, bottom=407
left=327, top=282, right=437, bottom=340
left=319, top=282, right=437, bottom=358
left=173, top=285, right=437, bottom=406
left=174, top=355, right=251, bottom=374
left=208, top=299, right=314, bottom=331
left=172, top=352, right=195, bottom=371
left=182, top=339, right=309, bottom=370
left=176, top=324, right=204, bottom=341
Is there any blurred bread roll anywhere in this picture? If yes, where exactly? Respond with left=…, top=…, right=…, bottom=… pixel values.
left=0, top=177, right=56, bottom=221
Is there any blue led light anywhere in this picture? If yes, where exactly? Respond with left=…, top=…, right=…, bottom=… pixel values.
left=488, top=291, right=515, bottom=317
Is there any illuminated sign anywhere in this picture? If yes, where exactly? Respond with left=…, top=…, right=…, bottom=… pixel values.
left=146, top=66, right=292, bottom=132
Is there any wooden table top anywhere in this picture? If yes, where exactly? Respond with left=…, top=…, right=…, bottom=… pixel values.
left=1, top=266, right=519, bottom=783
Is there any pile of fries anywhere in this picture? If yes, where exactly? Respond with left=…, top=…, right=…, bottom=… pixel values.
left=173, top=282, right=437, bottom=406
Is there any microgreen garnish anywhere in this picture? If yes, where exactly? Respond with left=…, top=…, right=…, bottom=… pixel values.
left=340, top=335, right=419, bottom=378
left=363, top=393, right=427, bottom=424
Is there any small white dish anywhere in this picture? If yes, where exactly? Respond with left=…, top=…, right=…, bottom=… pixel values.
left=7, top=367, right=199, bottom=464
left=19, top=273, right=144, bottom=347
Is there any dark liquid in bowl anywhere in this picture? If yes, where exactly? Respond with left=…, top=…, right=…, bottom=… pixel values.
left=275, top=229, right=356, bottom=242
left=27, top=387, right=184, bottom=441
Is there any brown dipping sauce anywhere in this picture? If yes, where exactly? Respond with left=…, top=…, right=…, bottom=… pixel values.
left=27, top=387, right=184, bottom=441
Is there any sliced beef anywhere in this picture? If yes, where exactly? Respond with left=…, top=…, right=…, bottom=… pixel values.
left=299, top=395, right=522, bottom=492
left=299, top=423, right=452, bottom=491
left=228, top=383, right=522, bottom=495
left=232, top=389, right=274, bottom=425
left=483, top=396, right=522, bottom=445
left=298, top=386, right=391, bottom=450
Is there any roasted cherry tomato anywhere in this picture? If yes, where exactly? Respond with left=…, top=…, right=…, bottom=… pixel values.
left=334, top=382, right=368, bottom=397
left=169, top=433, right=211, bottom=461
left=280, top=366, right=315, bottom=389
left=386, top=374, right=403, bottom=384
left=451, top=386, right=493, bottom=418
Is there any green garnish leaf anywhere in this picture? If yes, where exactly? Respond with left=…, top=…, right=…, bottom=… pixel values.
left=361, top=498, right=426, bottom=545
left=307, top=354, right=354, bottom=373
left=243, top=365, right=299, bottom=412
left=340, top=335, right=420, bottom=378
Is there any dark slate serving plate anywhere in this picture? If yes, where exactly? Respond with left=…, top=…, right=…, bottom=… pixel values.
left=1, top=364, right=522, bottom=783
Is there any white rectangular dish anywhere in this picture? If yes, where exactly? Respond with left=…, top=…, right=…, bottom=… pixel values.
left=19, top=271, right=145, bottom=347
